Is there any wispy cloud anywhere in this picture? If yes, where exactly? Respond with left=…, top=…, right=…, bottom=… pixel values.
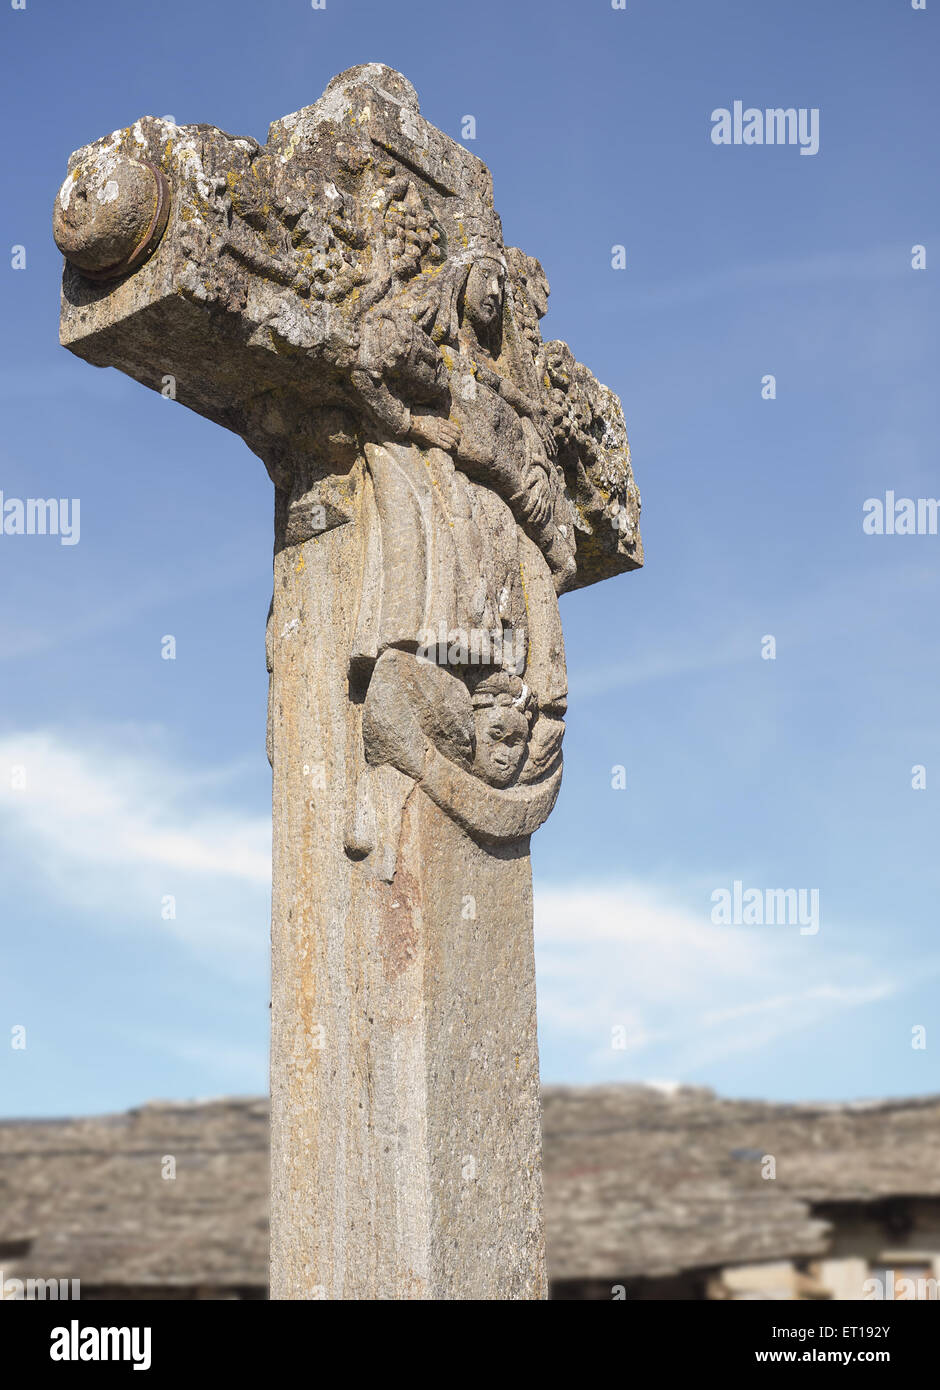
left=577, top=562, right=940, bottom=699
left=620, top=244, right=928, bottom=312
left=0, top=729, right=919, bottom=1094
left=534, top=881, right=904, bottom=1082
left=574, top=632, right=747, bottom=698
left=0, top=729, right=270, bottom=973
left=116, top=1025, right=268, bottom=1090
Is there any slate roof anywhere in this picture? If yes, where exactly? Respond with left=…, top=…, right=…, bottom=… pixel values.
left=2, top=1086, right=938, bottom=1289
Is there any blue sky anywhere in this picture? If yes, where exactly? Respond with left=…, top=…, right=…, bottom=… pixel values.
left=1, top=0, right=938, bottom=1116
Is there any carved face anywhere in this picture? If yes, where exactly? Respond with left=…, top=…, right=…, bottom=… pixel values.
left=463, top=259, right=504, bottom=335
left=472, top=700, right=529, bottom=787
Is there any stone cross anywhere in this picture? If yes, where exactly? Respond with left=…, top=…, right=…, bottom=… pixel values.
left=52, top=64, right=643, bottom=1300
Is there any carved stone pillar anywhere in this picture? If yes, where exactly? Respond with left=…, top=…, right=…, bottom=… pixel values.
left=54, top=63, right=642, bottom=1299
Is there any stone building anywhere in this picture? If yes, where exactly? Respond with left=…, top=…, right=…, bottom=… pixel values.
left=2, top=1086, right=938, bottom=1299
left=543, top=1086, right=940, bottom=1300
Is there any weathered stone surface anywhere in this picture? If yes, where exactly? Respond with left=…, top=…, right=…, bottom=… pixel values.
left=54, top=63, right=643, bottom=1300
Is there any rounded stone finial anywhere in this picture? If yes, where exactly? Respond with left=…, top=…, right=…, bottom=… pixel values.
left=53, top=155, right=170, bottom=281
left=325, top=64, right=420, bottom=112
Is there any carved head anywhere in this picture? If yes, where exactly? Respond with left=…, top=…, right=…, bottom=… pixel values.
left=470, top=672, right=534, bottom=788
left=461, top=257, right=505, bottom=340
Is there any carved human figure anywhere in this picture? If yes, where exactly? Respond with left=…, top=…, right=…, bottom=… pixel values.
left=51, top=71, right=639, bottom=863
left=343, top=237, right=569, bottom=862
left=453, top=256, right=558, bottom=544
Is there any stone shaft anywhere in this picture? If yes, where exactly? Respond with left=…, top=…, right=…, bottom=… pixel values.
left=269, top=506, right=545, bottom=1296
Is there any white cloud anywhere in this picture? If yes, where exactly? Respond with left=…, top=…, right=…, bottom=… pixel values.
left=534, top=881, right=901, bottom=1081
left=0, top=729, right=270, bottom=974
left=0, top=730, right=269, bottom=881
left=0, top=730, right=912, bottom=1086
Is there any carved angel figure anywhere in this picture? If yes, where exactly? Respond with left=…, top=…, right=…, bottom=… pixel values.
left=341, top=232, right=570, bottom=867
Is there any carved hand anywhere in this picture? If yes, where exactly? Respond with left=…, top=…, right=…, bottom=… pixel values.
left=411, top=414, right=461, bottom=452
left=498, top=376, right=531, bottom=415
left=518, top=466, right=552, bottom=528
